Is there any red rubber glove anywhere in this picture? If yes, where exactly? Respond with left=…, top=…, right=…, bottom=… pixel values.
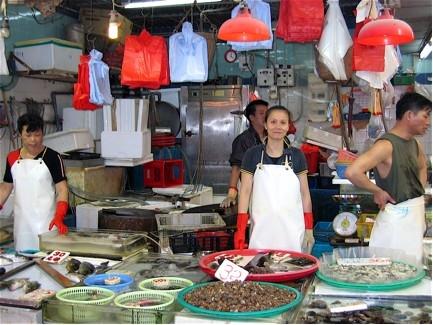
left=49, top=201, right=69, bottom=235
left=234, top=213, right=249, bottom=249
left=304, top=212, right=314, bottom=230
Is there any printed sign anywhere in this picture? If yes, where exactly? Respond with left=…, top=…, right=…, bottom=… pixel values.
left=215, top=259, right=249, bottom=282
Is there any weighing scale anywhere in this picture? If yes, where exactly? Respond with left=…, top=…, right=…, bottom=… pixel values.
left=330, top=195, right=367, bottom=247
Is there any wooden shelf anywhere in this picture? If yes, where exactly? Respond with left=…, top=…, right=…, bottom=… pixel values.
left=16, top=71, right=77, bottom=83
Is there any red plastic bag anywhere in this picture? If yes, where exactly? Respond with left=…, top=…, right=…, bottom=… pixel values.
left=73, top=55, right=101, bottom=111
left=276, top=0, right=324, bottom=43
left=352, top=18, right=385, bottom=72
left=121, top=29, right=170, bottom=89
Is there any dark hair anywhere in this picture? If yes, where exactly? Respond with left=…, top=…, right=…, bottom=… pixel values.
left=396, top=92, right=431, bottom=120
left=17, top=113, right=44, bottom=134
left=265, top=105, right=291, bottom=122
left=244, top=99, right=269, bottom=122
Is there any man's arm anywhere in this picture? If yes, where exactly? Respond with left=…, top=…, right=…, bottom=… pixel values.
left=220, top=165, right=241, bottom=208
left=0, top=182, right=13, bottom=208
left=345, top=140, right=395, bottom=209
left=416, top=140, right=428, bottom=187
left=228, top=165, right=241, bottom=189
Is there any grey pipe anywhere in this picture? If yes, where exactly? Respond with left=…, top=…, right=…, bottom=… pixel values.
left=51, top=91, right=73, bottom=131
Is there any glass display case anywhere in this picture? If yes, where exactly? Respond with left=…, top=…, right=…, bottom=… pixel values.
left=0, top=218, right=13, bottom=245
left=39, top=229, right=148, bottom=259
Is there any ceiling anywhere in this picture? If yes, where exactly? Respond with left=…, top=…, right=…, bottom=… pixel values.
left=58, top=0, right=432, bottom=54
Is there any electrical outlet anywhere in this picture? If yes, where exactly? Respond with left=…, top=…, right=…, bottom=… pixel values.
left=276, top=64, right=295, bottom=87
left=257, top=69, right=274, bottom=86
left=269, top=85, right=278, bottom=100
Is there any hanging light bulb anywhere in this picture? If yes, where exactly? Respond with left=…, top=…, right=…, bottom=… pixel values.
left=0, top=16, right=10, bottom=38
left=108, top=10, right=120, bottom=40
left=217, top=1, right=270, bottom=42
left=358, top=8, right=414, bottom=46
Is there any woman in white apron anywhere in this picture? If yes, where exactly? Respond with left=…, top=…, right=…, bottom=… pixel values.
left=0, top=113, right=69, bottom=252
left=234, top=106, right=315, bottom=252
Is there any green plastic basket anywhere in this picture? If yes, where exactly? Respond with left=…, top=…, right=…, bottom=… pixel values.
left=138, top=277, right=194, bottom=297
left=177, top=282, right=302, bottom=320
left=55, top=286, right=115, bottom=323
left=317, top=265, right=426, bottom=291
left=114, top=291, right=175, bottom=324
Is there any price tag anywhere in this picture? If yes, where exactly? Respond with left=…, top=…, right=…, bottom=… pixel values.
left=328, top=300, right=368, bottom=313
left=337, top=257, right=391, bottom=266
left=43, top=250, right=70, bottom=264
left=215, top=259, right=249, bottom=282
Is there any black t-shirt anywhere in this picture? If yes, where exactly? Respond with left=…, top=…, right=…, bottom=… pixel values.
left=3, top=147, right=67, bottom=184
left=241, top=143, right=308, bottom=175
left=229, top=127, right=262, bottom=166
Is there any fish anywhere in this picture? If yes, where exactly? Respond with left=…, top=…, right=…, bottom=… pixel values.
left=77, top=261, right=95, bottom=276
left=65, top=273, right=84, bottom=283
left=7, top=278, right=29, bottom=291
left=65, top=258, right=81, bottom=273
left=95, top=261, right=110, bottom=274
left=23, top=280, right=40, bottom=293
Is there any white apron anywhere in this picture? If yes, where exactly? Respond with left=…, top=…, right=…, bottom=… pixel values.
left=11, top=150, right=56, bottom=251
left=249, top=151, right=305, bottom=251
left=369, top=196, right=425, bottom=264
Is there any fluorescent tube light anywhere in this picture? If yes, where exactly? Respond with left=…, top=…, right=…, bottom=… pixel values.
left=124, top=0, right=222, bottom=9
left=420, top=38, right=432, bottom=59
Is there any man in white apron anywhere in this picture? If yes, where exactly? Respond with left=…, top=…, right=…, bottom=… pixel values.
left=234, top=106, right=315, bottom=252
left=346, top=93, right=431, bottom=264
left=0, top=113, right=69, bottom=252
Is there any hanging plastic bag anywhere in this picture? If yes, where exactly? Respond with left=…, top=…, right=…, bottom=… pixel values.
left=121, top=29, right=170, bottom=89
left=73, top=55, right=101, bottom=110
left=356, top=45, right=400, bottom=89
left=169, top=22, right=208, bottom=83
left=88, top=49, right=113, bottom=105
left=228, top=0, right=273, bottom=51
left=331, top=101, right=341, bottom=128
left=367, top=89, right=385, bottom=139
left=0, top=36, right=9, bottom=75
left=276, top=0, right=324, bottom=43
left=317, top=0, right=353, bottom=81
left=352, top=0, right=385, bottom=72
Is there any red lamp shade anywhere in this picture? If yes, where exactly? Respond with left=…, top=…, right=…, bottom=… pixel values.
left=217, top=7, right=271, bottom=42
left=358, top=8, right=414, bottom=46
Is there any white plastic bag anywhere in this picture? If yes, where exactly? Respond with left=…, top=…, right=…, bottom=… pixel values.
left=356, top=45, right=400, bottom=89
left=317, top=0, right=352, bottom=80
left=88, top=49, right=113, bottom=105
left=0, top=36, right=9, bottom=75
left=169, top=22, right=208, bottom=82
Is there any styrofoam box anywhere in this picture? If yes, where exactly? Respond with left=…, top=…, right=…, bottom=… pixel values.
left=101, top=130, right=151, bottom=159
left=14, top=38, right=82, bottom=73
left=44, top=129, right=94, bottom=153
left=304, top=125, right=342, bottom=149
left=76, top=201, right=141, bottom=229
left=63, top=107, right=104, bottom=140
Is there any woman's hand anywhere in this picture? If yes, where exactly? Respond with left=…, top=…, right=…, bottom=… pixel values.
left=302, top=229, right=315, bottom=254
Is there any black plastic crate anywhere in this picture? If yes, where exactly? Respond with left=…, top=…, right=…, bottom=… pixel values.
left=168, top=230, right=234, bottom=254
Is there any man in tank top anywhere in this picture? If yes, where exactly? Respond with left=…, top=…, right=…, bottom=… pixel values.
left=346, top=92, right=431, bottom=264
